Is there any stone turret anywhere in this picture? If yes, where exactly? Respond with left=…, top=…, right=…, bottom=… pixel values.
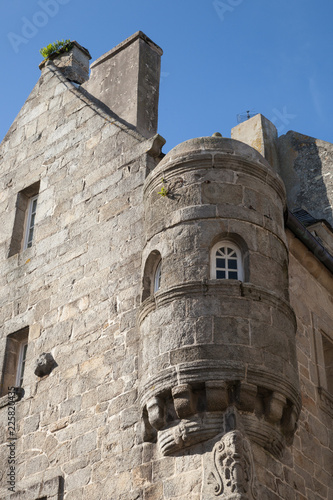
left=139, top=136, right=301, bottom=459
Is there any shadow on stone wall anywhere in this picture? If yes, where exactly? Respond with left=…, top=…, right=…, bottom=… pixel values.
left=278, top=131, right=333, bottom=226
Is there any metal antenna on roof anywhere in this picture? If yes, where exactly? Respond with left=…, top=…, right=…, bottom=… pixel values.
left=236, top=109, right=256, bottom=124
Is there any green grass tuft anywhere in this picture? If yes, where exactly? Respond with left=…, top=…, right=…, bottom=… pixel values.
left=40, top=39, right=73, bottom=59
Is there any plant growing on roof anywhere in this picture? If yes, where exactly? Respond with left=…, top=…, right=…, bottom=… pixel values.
left=39, top=39, right=73, bottom=59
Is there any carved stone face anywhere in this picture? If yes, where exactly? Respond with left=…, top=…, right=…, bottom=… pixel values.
left=224, top=430, right=242, bottom=451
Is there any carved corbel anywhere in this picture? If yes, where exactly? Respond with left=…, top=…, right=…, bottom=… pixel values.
left=238, top=382, right=258, bottom=413
left=206, top=381, right=229, bottom=412
left=281, top=403, right=298, bottom=438
left=172, top=384, right=195, bottom=419
left=266, top=391, right=287, bottom=424
left=147, top=396, right=165, bottom=430
left=205, top=429, right=259, bottom=499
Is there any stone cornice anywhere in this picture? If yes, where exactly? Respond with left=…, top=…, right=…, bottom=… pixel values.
left=144, top=151, right=287, bottom=205
left=287, top=229, right=333, bottom=295
left=139, top=280, right=296, bottom=327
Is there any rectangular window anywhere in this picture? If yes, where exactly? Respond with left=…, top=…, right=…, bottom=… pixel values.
left=8, top=181, right=40, bottom=257
left=312, top=313, right=333, bottom=417
left=0, top=327, right=29, bottom=397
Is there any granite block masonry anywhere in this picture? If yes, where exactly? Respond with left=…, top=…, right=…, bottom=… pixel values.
left=0, top=31, right=332, bottom=499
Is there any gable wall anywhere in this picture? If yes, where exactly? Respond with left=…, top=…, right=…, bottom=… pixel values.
left=0, top=64, right=153, bottom=498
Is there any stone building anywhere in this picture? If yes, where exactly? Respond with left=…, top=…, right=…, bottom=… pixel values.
left=0, top=32, right=332, bottom=499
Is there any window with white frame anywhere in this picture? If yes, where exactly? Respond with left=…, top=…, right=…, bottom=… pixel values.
left=210, top=242, right=243, bottom=281
left=16, top=341, right=28, bottom=387
left=23, top=195, right=38, bottom=249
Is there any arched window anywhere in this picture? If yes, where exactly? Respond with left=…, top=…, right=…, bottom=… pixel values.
left=142, top=251, right=162, bottom=301
left=210, top=242, right=243, bottom=281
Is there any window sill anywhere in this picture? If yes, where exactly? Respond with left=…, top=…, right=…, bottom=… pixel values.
left=3, top=475, right=63, bottom=499
left=0, top=387, right=24, bottom=408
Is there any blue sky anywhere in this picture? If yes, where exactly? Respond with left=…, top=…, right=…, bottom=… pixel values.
left=0, top=0, right=332, bottom=152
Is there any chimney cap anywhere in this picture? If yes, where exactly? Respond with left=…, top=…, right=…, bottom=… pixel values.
left=90, top=31, right=163, bottom=71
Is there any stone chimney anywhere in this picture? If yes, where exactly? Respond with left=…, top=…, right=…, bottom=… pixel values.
left=39, top=41, right=91, bottom=84
left=82, top=31, right=163, bottom=138
left=231, top=114, right=280, bottom=173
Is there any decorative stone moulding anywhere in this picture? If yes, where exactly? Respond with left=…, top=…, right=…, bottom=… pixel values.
left=138, top=280, right=295, bottom=325
left=144, top=148, right=286, bottom=203
left=141, top=378, right=299, bottom=458
left=204, top=426, right=259, bottom=499
left=143, top=137, right=288, bottom=243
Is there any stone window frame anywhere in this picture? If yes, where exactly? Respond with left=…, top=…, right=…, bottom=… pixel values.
left=142, top=250, right=162, bottom=301
left=210, top=241, right=244, bottom=281
left=0, top=327, right=29, bottom=399
left=312, top=312, right=333, bottom=417
left=8, top=181, right=40, bottom=257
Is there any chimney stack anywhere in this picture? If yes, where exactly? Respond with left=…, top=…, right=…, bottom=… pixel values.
left=39, top=41, right=91, bottom=84
left=231, top=114, right=280, bottom=173
left=82, top=31, right=163, bottom=138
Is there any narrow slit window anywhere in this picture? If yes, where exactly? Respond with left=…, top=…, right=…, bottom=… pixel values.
left=24, top=195, right=38, bottom=249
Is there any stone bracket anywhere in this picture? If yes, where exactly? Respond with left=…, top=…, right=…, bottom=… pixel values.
left=142, top=380, right=297, bottom=457
left=204, top=429, right=259, bottom=499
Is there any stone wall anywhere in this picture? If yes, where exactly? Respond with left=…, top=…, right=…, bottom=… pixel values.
left=0, top=57, right=162, bottom=499
left=278, top=133, right=333, bottom=227
left=287, top=230, right=333, bottom=500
